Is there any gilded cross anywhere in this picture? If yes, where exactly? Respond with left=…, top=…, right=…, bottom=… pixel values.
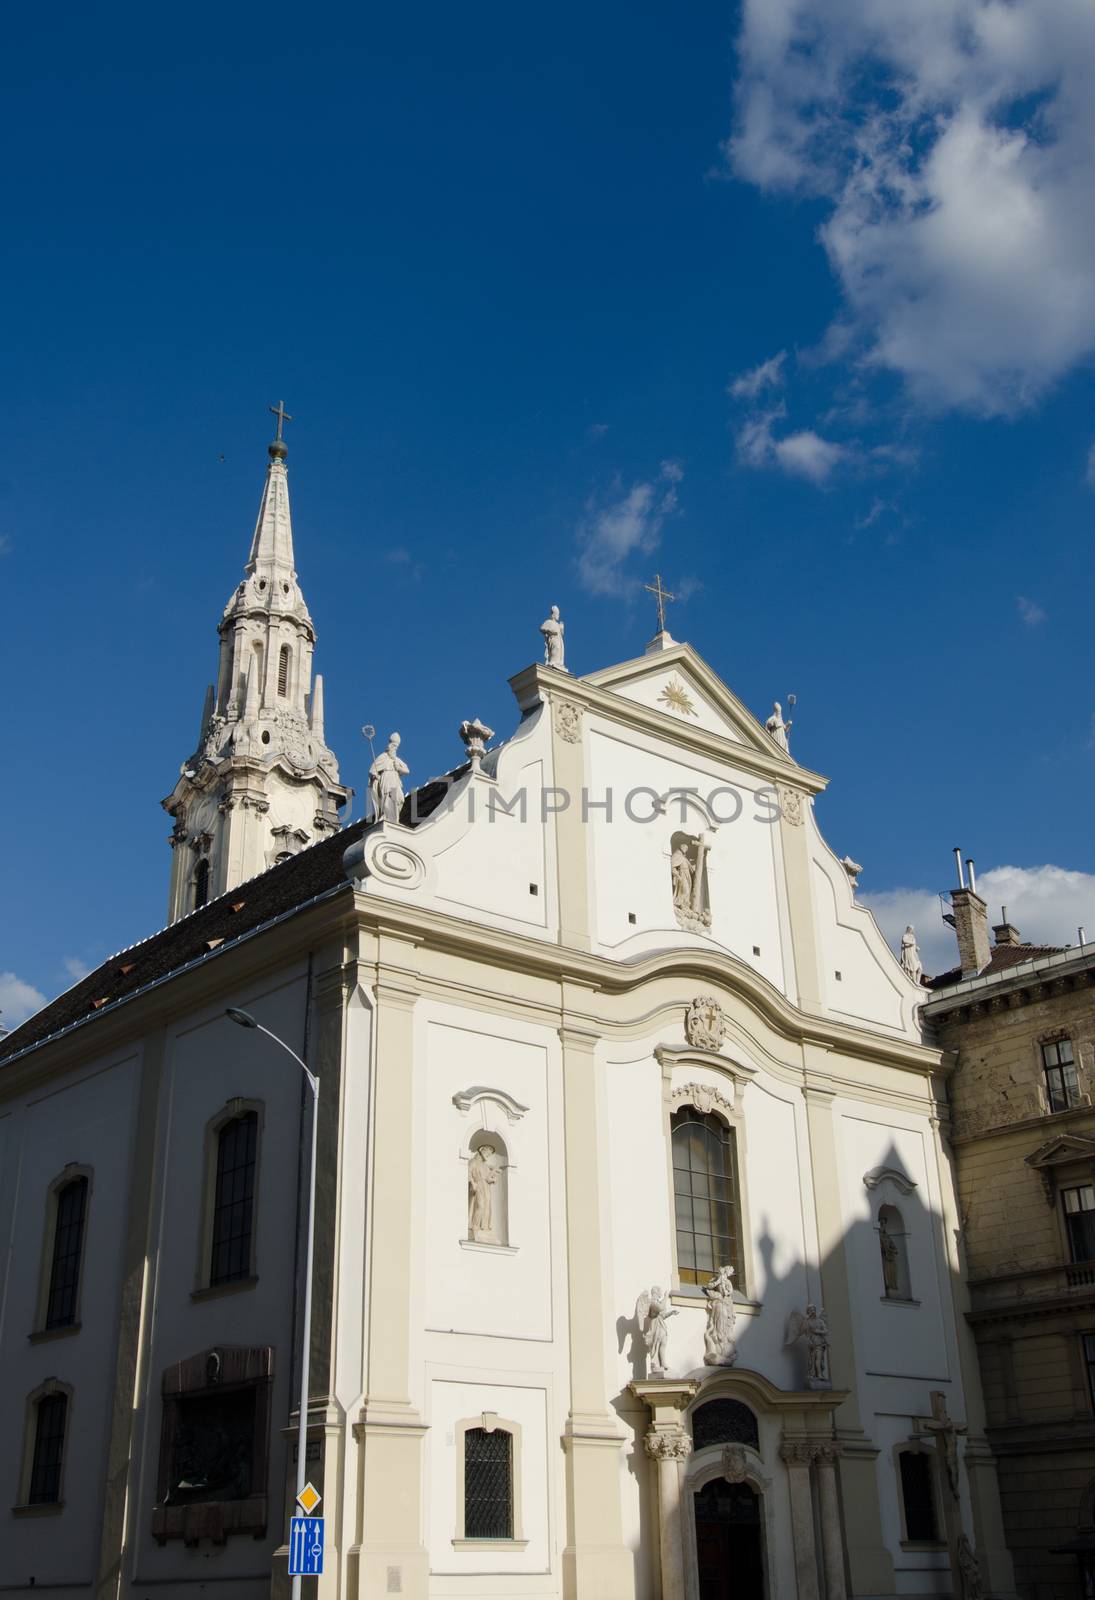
left=269, top=400, right=293, bottom=441
left=645, top=572, right=676, bottom=633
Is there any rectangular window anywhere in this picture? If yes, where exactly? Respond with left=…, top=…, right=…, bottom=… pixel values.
left=210, top=1113, right=258, bottom=1285
left=1083, top=1333, right=1095, bottom=1410
left=464, top=1427, right=513, bottom=1539
left=29, top=1393, right=68, bottom=1505
left=46, top=1177, right=88, bottom=1329
left=671, top=1109, right=744, bottom=1288
left=899, top=1450, right=938, bottom=1543
left=1043, top=1039, right=1081, bottom=1114
left=1064, top=1186, right=1095, bottom=1264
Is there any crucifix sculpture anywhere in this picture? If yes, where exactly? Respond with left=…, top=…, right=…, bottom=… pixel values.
left=269, top=400, right=293, bottom=442
left=915, top=1391, right=984, bottom=1599
left=645, top=572, right=676, bottom=634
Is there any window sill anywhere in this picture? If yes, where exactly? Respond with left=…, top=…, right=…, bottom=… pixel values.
left=12, top=1501, right=64, bottom=1517
left=191, top=1275, right=259, bottom=1302
left=881, top=1296, right=921, bottom=1309
left=900, top=1540, right=946, bottom=1552
left=28, top=1321, right=81, bottom=1344
left=458, top=1239, right=518, bottom=1256
left=671, top=1290, right=762, bottom=1317
left=452, top=1538, right=529, bottom=1550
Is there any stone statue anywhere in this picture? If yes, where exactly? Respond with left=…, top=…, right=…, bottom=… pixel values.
left=671, top=844, right=694, bottom=911
left=786, top=1303, right=831, bottom=1386
left=957, top=1534, right=984, bottom=1600
left=468, top=1143, right=500, bottom=1240
left=369, top=733, right=409, bottom=824
left=702, top=1265, right=739, bottom=1367
left=840, top=855, right=863, bottom=890
left=540, top=605, right=567, bottom=671
left=879, top=1213, right=901, bottom=1296
left=766, top=701, right=792, bottom=752
left=900, top=925, right=923, bottom=984
left=635, top=1286, right=678, bottom=1375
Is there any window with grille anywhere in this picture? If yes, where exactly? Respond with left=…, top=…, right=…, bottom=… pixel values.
left=899, top=1450, right=938, bottom=1542
left=210, top=1113, right=258, bottom=1285
left=193, top=857, right=210, bottom=910
left=1064, top=1185, right=1095, bottom=1265
left=46, top=1177, right=88, bottom=1329
left=463, top=1427, right=513, bottom=1539
left=691, top=1398, right=759, bottom=1452
left=29, top=1392, right=68, bottom=1505
left=1043, top=1039, right=1081, bottom=1113
left=277, top=645, right=290, bottom=697
left=671, top=1108, right=743, bottom=1288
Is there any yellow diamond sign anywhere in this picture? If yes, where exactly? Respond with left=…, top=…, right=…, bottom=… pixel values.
left=296, top=1482, right=321, bottom=1515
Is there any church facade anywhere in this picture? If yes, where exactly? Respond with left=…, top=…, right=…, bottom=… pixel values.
left=0, top=428, right=1015, bottom=1600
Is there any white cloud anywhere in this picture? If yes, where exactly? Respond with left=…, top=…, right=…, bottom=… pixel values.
left=1017, top=595, right=1047, bottom=627
left=862, top=864, right=1095, bottom=977
left=63, top=956, right=91, bottom=981
left=0, top=972, right=47, bottom=1030
left=729, top=0, right=1095, bottom=415
left=729, top=350, right=787, bottom=399
left=736, top=405, right=848, bottom=482
left=576, top=461, right=683, bottom=596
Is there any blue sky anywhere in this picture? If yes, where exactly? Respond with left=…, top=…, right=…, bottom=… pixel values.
left=4, top=0, right=1095, bottom=1020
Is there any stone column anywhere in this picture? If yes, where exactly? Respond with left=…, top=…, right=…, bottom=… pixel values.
left=814, top=1443, right=848, bottom=1600
left=645, top=1426, right=692, bottom=1600
left=779, top=1441, right=821, bottom=1600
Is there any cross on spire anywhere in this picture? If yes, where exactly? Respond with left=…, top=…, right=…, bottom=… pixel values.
left=269, top=400, right=293, bottom=442
left=645, top=572, right=676, bottom=634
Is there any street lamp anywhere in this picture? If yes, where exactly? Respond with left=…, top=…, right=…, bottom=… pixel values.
left=226, top=1007, right=318, bottom=1595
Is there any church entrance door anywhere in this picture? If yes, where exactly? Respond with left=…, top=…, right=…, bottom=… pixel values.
left=693, top=1478, right=765, bottom=1600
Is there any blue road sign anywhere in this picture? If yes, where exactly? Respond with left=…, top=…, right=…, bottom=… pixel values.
left=289, top=1515, right=324, bottom=1576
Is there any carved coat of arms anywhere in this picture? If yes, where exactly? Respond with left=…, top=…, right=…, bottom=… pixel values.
left=685, top=995, right=726, bottom=1051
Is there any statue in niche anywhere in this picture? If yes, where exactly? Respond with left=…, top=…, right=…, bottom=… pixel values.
left=671, top=833, right=712, bottom=934
left=785, top=1303, right=831, bottom=1387
left=702, top=1265, right=739, bottom=1367
left=765, top=701, right=792, bottom=752
left=468, top=1143, right=501, bottom=1241
left=369, top=732, right=409, bottom=824
left=879, top=1212, right=901, bottom=1296
left=635, top=1286, right=678, bottom=1376
left=900, top=925, right=923, bottom=984
left=540, top=605, right=567, bottom=671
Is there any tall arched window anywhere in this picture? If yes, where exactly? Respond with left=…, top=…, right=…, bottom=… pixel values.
left=464, top=1426, right=513, bottom=1539
left=193, top=857, right=210, bottom=911
left=45, top=1175, right=88, bottom=1330
left=210, top=1111, right=258, bottom=1285
left=671, top=1107, right=744, bottom=1288
left=277, top=644, right=290, bottom=698
left=29, top=1389, right=68, bottom=1505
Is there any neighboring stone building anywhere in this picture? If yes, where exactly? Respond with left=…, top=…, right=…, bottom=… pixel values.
left=0, top=425, right=1016, bottom=1600
left=923, top=873, right=1095, bottom=1600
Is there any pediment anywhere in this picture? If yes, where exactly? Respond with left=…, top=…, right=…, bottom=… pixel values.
left=582, top=640, right=791, bottom=759
left=1026, top=1133, right=1095, bottom=1170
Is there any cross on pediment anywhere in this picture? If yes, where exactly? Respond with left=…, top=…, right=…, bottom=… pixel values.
left=645, top=572, right=676, bottom=634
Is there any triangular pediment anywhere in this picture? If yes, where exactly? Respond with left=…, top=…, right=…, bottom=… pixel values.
left=582, top=638, right=791, bottom=759
left=1026, top=1133, right=1095, bottom=1170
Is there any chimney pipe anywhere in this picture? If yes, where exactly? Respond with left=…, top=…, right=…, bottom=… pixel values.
left=966, top=858, right=977, bottom=895
left=1080, top=927, right=1087, bottom=947
left=953, top=847, right=966, bottom=889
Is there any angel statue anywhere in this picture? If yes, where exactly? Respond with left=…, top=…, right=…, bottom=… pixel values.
left=635, top=1286, right=678, bottom=1376
left=785, top=1303, right=831, bottom=1387
left=703, top=1265, right=739, bottom=1367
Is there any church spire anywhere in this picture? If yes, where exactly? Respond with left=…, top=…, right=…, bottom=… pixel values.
left=161, top=409, right=348, bottom=924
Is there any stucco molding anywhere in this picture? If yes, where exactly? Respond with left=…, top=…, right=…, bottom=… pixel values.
left=862, top=1165, right=918, bottom=1196
left=451, top=1085, right=530, bottom=1121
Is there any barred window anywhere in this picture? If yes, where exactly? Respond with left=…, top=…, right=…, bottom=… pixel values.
left=46, top=1176, right=88, bottom=1329
left=29, top=1392, right=68, bottom=1505
left=691, top=1398, right=759, bottom=1452
left=1064, top=1185, right=1095, bottom=1265
left=210, top=1113, right=258, bottom=1285
left=1043, top=1039, right=1081, bottom=1113
left=464, top=1427, right=513, bottom=1540
left=277, top=645, right=290, bottom=698
left=899, top=1451, right=938, bottom=1543
left=193, top=857, right=210, bottom=910
left=671, top=1107, right=743, bottom=1288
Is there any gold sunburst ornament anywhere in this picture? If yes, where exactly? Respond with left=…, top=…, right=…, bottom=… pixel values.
left=658, top=677, right=697, bottom=717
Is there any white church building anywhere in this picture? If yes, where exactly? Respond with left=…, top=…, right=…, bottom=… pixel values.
left=0, top=423, right=1015, bottom=1600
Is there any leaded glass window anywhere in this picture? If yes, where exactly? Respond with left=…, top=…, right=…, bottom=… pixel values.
left=464, top=1427, right=513, bottom=1539
left=46, top=1176, right=88, bottom=1329
left=29, top=1392, right=67, bottom=1505
left=691, top=1398, right=759, bottom=1451
left=210, top=1112, right=258, bottom=1285
left=1043, top=1039, right=1081, bottom=1113
left=671, top=1108, right=743, bottom=1288
left=899, top=1451, right=938, bottom=1542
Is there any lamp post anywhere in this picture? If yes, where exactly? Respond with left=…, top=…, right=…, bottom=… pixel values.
left=226, top=1007, right=318, bottom=1597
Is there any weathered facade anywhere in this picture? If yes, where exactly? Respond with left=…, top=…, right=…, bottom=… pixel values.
left=924, top=898, right=1095, bottom=1600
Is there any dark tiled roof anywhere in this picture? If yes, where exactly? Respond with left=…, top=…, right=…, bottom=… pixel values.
left=0, top=820, right=369, bottom=1065
left=926, top=942, right=1065, bottom=991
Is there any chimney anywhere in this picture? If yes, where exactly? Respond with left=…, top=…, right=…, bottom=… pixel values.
left=992, top=905, right=1022, bottom=947
left=949, top=849, right=991, bottom=977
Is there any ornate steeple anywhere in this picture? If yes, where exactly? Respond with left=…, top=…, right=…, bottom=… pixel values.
left=162, top=411, right=348, bottom=923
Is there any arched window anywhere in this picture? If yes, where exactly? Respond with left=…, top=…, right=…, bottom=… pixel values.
left=691, top=1398, right=759, bottom=1452
left=671, top=1107, right=744, bottom=1288
left=210, top=1111, right=258, bottom=1285
left=277, top=644, right=290, bottom=698
left=193, top=857, right=210, bottom=911
left=466, top=1131, right=509, bottom=1247
left=879, top=1203, right=912, bottom=1300
left=29, top=1389, right=68, bottom=1505
left=898, top=1449, right=940, bottom=1543
left=45, top=1175, right=88, bottom=1330
left=463, top=1424, right=513, bottom=1539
